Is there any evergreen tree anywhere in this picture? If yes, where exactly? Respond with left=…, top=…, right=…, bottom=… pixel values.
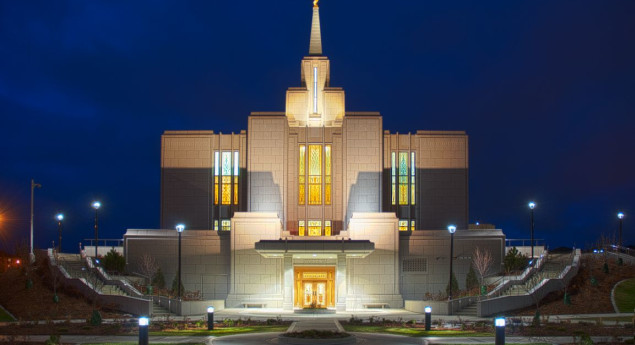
left=152, top=267, right=166, bottom=289
left=445, top=272, right=459, bottom=297
left=465, top=264, right=479, bottom=290
left=171, top=271, right=185, bottom=296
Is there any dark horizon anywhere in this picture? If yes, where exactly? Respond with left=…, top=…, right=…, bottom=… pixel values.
left=1, top=0, right=634, bottom=254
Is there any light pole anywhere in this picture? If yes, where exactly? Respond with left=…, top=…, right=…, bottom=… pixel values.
left=56, top=214, right=64, bottom=252
left=528, top=202, right=536, bottom=260
left=30, top=179, right=42, bottom=263
left=447, top=224, right=456, bottom=303
left=92, top=201, right=101, bottom=258
left=176, top=223, right=185, bottom=300
left=618, top=212, right=625, bottom=248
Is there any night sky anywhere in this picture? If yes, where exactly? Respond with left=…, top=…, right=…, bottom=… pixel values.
left=1, top=1, right=634, bottom=254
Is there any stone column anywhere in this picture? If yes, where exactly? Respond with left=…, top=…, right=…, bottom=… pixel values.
left=282, top=254, right=294, bottom=310
left=336, top=253, right=347, bottom=311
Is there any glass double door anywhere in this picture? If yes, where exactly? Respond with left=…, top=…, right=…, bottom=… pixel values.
left=303, top=281, right=327, bottom=308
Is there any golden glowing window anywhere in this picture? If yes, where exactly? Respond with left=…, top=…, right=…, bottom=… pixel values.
left=215, top=151, right=239, bottom=206
left=410, top=152, right=415, bottom=205
left=398, top=220, right=409, bottom=231
left=298, top=220, right=305, bottom=236
left=324, top=220, right=331, bottom=236
left=214, top=152, right=219, bottom=205
left=411, top=220, right=415, bottom=231
left=325, top=145, right=331, bottom=205
left=221, top=152, right=232, bottom=205
left=214, top=220, right=218, bottom=231
left=299, top=145, right=306, bottom=205
left=308, top=145, right=322, bottom=205
left=308, top=220, right=322, bottom=236
left=233, top=151, right=239, bottom=205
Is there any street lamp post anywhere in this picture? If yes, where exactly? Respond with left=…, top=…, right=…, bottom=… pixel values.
left=528, top=202, right=536, bottom=260
left=618, top=212, right=624, bottom=248
left=176, top=224, right=185, bottom=300
left=30, top=179, right=42, bottom=263
left=92, top=201, right=101, bottom=258
left=447, top=224, right=457, bottom=304
left=56, top=214, right=64, bottom=252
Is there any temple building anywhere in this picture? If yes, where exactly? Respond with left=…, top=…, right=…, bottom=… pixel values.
left=124, top=2, right=505, bottom=311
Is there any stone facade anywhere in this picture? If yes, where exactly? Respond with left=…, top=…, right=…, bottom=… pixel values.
left=124, top=3, right=505, bottom=312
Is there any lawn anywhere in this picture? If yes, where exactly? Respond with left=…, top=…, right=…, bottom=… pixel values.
left=614, top=278, right=635, bottom=312
left=150, top=325, right=288, bottom=336
left=342, top=325, right=493, bottom=337
left=0, top=306, right=14, bottom=321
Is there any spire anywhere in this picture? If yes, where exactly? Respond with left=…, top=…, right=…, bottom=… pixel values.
left=309, top=1, right=322, bottom=55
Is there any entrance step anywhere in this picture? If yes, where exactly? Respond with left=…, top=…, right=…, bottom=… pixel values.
left=287, top=319, right=343, bottom=333
left=294, top=308, right=336, bottom=314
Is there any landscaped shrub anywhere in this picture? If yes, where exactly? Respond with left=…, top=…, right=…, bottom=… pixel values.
left=152, top=268, right=166, bottom=289
left=504, top=247, right=529, bottom=273
left=102, top=249, right=125, bottom=274
left=466, top=264, right=479, bottom=290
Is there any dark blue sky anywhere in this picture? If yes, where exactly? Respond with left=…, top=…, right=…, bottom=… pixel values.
left=1, top=0, right=634, bottom=253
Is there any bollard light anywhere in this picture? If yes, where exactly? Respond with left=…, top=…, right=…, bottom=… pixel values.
left=424, top=306, right=432, bottom=331
left=207, top=306, right=215, bottom=330
left=138, top=316, right=149, bottom=345
left=495, top=317, right=505, bottom=345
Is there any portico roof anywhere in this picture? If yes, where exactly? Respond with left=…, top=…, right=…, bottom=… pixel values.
left=254, top=239, right=374, bottom=258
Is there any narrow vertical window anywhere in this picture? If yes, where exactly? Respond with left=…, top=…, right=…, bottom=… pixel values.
left=410, top=151, right=415, bottom=205
left=214, top=220, right=218, bottom=231
left=221, top=152, right=232, bottom=205
left=324, top=220, right=332, bottom=236
left=214, top=151, right=219, bottom=205
left=313, top=67, right=318, bottom=113
left=391, top=152, right=396, bottom=205
left=299, top=145, right=306, bottom=205
left=399, top=152, right=408, bottom=205
left=325, top=145, right=331, bottom=205
left=221, top=219, right=231, bottom=231
left=411, top=220, right=415, bottom=231
left=308, top=220, right=322, bottom=236
left=233, top=151, right=239, bottom=205
left=298, top=220, right=306, bottom=236
left=308, top=145, right=322, bottom=205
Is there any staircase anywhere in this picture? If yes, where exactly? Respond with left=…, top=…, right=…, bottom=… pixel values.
left=151, top=300, right=174, bottom=317
left=502, top=253, right=572, bottom=296
left=56, top=254, right=127, bottom=296
left=454, top=301, right=477, bottom=316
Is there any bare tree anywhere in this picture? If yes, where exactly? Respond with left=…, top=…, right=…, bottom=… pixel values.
left=138, top=254, right=158, bottom=286
left=473, top=247, right=494, bottom=287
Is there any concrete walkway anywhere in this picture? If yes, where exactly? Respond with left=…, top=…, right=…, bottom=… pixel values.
left=286, top=318, right=345, bottom=332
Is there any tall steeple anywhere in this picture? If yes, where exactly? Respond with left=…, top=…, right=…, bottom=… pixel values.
left=309, top=0, right=322, bottom=55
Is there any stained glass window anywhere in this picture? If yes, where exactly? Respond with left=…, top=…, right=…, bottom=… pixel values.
left=391, top=152, right=396, bottom=205
left=308, top=145, right=322, bottom=205
left=410, top=151, right=415, bottom=205
left=299, top=145, right=306, bottom=205
left=325, top=145, right=331, bottom=205
left=214, top=220, right=218, bottom=231
left=221, top=152, right=232, bottom=205
left=399, top=152, right=409, bottom=205
left=398, top=220, right=409, bottom=231
left=411, top=220, right=415, bottom=231
left=325, top=220, right=331, bottom=236
left=221, top=219, right=231, bottom=231
left=298, top=220, right=305, bottom=236
left=233, top=151, right=239, bottom=205
left=308, top=220, right=322, bottom=236
left=214, top=152, right=219, bottom=205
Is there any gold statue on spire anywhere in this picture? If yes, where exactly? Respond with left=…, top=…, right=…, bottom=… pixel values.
left=313, top=0, right=319, bottom=8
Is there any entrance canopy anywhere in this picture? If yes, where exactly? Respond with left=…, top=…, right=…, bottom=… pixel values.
left=254, top=239, right=374, bottom=258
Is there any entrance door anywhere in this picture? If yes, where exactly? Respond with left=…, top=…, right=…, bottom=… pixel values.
left=294, top=267, right=335, bottom=308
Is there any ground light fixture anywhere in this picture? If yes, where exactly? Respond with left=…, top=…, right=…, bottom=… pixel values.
left=176, top=223, right=185, bottom=299
left=495, top=317, right=505, bottom=345
left=424, top=306, right=431, bottom=331
left=138, top=316, right=149, bottom=345
left=207, top=306, right=215, bottom=330
left=447, top=224, right=457, bottom=304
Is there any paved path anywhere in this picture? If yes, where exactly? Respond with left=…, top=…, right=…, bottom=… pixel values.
left=287, top=317, right=344, bottom=332
left=2, top=334, right=631, bottom=345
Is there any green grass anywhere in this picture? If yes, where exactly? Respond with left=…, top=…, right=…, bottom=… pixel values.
left=85, top=343, right=205, bottom=345
left=149, top=325, right=288, bottom=337
left=342, top=325, right=493, bottom=337
left=0, top=307, right=14, bottom=322
left=576, top=316, right=632, bottom=322
left=614, top=278, right=635, bottom=312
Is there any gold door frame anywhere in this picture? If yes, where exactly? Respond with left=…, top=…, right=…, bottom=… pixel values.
left=294, top=266, right=335, bottom=308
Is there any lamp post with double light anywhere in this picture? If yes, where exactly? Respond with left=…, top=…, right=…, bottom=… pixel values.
left=92, top=201, right=101, bottom=258
left=528, top=202, right=536, bottom=259
left=56, top=214, right=64, bottom=252
left=176, top=224, right=185, bottom=300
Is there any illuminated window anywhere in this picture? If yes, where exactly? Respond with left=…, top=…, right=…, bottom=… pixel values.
left=221, top=152, right=232, bottom=205
left=325, top=145, right=331, bottom=205
left=308, top=145, right=322, bottom=205
left=214, top=152, right=219, bottom=205
left=214, top=220, right=218, bottom=231
left=221, top=219, right=231, bottom=231
left=325, top=221, right=331, bottom=236
left=308, top=220, right=322, bottom=236
left=298, top=220, right=305, bottom=236
left=411, top=220, right=415, bottom=231
left=233, top=151, right=239, bottom=205
left=410, top=152, right=415, bottom=205
left=399, top=152, right=409, bottom=205
left=299, top=145, right=306, bottom=205
left=391, top=152, right=396, bottom=205
left=398, top=220, right=409, bottom=231
left=313, top=67, right=318, bottom=113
